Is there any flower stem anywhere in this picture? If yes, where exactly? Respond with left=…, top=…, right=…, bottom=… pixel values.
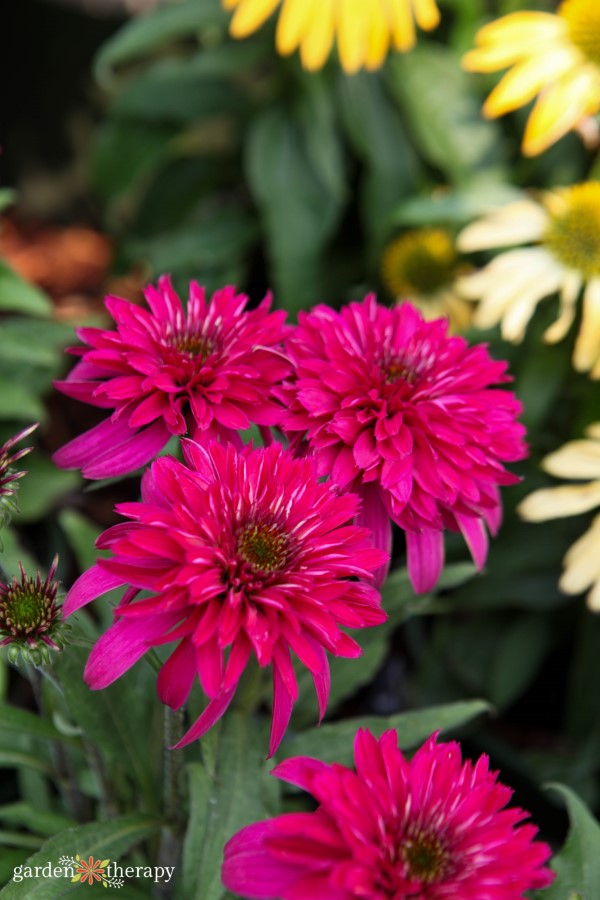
left=155, top=706, right=185, bottom=899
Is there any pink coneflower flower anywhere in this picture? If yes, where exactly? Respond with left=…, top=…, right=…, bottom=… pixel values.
left=222, top=729, right=555, bottom=899
left=0, top=423, right=38, bottom=527
left=63, top=441, right=387, bottom=755
left=53, top=276, right=290, bottom=479
left=282, top=297, right=526, bottom=592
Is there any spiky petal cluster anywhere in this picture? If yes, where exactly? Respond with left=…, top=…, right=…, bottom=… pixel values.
left=0, top=424, right=38, bottom=528
left=222, top=729, right=554, bottom=899
left=53, top=277, right=290, bottom=479
left=282, top=296, right=526, bottom=593
left=0, top=556, right=67, bottom=665
left=63, top=441, right=387, bottom=755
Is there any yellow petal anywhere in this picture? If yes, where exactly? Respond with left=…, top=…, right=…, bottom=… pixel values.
left=337, top=0, right=370, bottom=73
left=574, top=279, right=600, bottom=373
left=389, top=0, right=416, bottom=52
left=222, top=0, right=241, bottom=9
left=230, top=0, right=281, bottom=37
left=365, top=1, right=390, bottom=71
left=472, top=12, right=564, bottom=50
left=275, top=0, right=314, bottom=54
left=542, top=439, right=600, bottom=479
left=523, top=68, right=600, bottom=156
left=299, top=2, right=335, bottom=70
left=499, top=264, right=563, bottom=343
left=457, top=200, right=547, bottom=251
left=483, top=49, right=575, bottom=117
left=518, top=482, right=600, bottom=521
left=411, top=0, right=440, bottom=31
left=585, top=423, right=600, bottom=441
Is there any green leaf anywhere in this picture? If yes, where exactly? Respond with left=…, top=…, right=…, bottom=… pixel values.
left=336, top=71, right=421, bottom=243
left=542, top=784, right=600, bottom=899
left=388, top=45, right=506, bottom=184
left=0, top=189, right=16, bottom=213
left=94, top=0, right=227, bottom=85
left=181, top=714, right=277, bottom=900
left=0, top=263, right=52, bottom=317
left=0, top=816, right=160, bottom=898
left=0, top=377, right=44, bottom=421
left=113, top=57, right=246, bottom=124
left=488, top=614, right=554, bottom=709
left=57, top=510, right=103, bottom=573
left=12, top=456, right=81, bottom=523
left=0, top=705, right=78, bottom=746
left=390, top=182, right=524, bottom=228
left=0, top=802, right=75, bottom=837
left=0, top=752, right=55, bottom=778
left=280, top=699, right=491, bottom=766
left=92, top=119, right=176, bottom=201
left=246, top=101, right=346, bottom=315
left=54, top=646, right=160, bottom=813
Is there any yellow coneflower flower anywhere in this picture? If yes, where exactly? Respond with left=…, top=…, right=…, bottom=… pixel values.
left=381, top=228, right=472, bottom=333
left=456, top=182, right=600, bottom=377
left=518, top=425, right=600, bottom=612
left=463, top=0, right=600, bottom=156
left=222, top=0, right=441, bottom=73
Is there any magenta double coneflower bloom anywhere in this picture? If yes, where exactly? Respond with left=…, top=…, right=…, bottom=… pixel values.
left=53, top=276, right=290, bottom=478
left=64, top=441, right=387, bottom=755
left=282, top=296, right=527, bottom=592
left=222, top=729, right=554, bottom=899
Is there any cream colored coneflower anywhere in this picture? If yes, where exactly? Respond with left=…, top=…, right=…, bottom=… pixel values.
left=222, top=0, right=441, bottom=73
left=456, top=182, right=600, bottom=377
left=463, top=0, right=600, bottom=156
left=518, top=425, right=600, bottom=612
left=381, top=228, right=472, bottom=333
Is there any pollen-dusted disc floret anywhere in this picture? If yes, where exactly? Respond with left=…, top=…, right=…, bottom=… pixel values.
left=0, top=556, right=68, bottom=665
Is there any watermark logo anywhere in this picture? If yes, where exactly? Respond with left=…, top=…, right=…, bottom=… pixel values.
left=12, top=857, right=175, bottom=887
left=60, top=856, right=123, bottom=888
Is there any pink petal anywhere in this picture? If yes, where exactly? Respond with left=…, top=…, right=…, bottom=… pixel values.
left=63, top=565, right=124, bottom=617
left=85, top=611, right=181, bottom=689
left=157, top=637, right=197, bottom=709
left=222, top=821, right=304, bottom=899
left=173, top=688, right=236, bottom=749
left=356, top=483, right=391, bottom=588
left=269, top=665, right=295, bottom=758
left=456, top=513, right=489, bottom=571
left=406, top=529, right=445, bottom=594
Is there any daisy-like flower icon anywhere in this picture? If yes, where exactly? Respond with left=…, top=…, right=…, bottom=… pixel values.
left=0, top=556, right=68, bottom=666
left=457, top=183, right=600, bottom=377
left=63, top=441, right=387, bottom=756
left=52, top=276, right=290, bottom=479
left=518, top=424, right=600, bottom=612
left=222, top=729, right=554, bottom=899
left=282, top=296, right=526, bottom=593
left=0, top=423, right=38, bottom=528
left=381, top=228, right=472, bottom=334
left=72, top=856, right=109, bottom=886
left=463, top=0, right=600, bottom=156
left=222, top=0, right=440, bottom=73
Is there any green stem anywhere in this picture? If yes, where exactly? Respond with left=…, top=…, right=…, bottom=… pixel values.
left=155, top=706, right=185, bottom=899
left=27, top=663, right=88, bottom=822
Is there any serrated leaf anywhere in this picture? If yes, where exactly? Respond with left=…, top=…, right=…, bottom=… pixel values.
left=279, top=699, right=491, bottom=766
left=0, top=816, right=160, bottom=898
left=541, top=784, right=600, bottom=899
